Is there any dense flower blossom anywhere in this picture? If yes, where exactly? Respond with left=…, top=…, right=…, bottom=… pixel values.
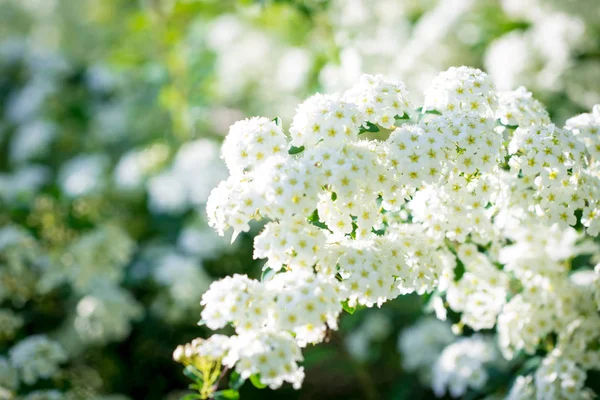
left=187, top=67, right=600, bottom=397
left=566, top=104, right=600, bottom=163
left=533, top=352, right=595, bottom=400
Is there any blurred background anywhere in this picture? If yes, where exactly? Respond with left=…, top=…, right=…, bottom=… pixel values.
left=0, top=0, right=599, bottom=399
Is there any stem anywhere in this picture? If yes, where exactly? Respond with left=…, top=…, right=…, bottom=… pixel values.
left=331, top=332, right=378, bottom=400
left=211, top=366, right=229, bottom=393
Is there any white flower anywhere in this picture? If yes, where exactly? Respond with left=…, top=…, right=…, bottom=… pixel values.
left=9, top=335, right=67, bottom=385
left=343, top=74, right=413, bottom=129
left=144, top=141, right=228, bottom=213
left=222, top=117, right=288, bottom=175
left=206, top=174, right=262, bottom=238
left=200, top=274, right=272, bottom=333
left=9, top=120, right=55, bottom=164
left=198, top=68, right=600, bottom=395
left=267, top=271, right=343, bottom=346
left=398, top=317, right=455, bottom=373
left=58, top=154, right=107, bottom=197
left=74, top=284, right=143, bottom=344
left=423, top=66, right=496, bottom=116
left=534, top=352, right=594, bottom=400
left=431, top=335, right=498, bottom=398
left=147, top=171, right=188, bottom=214
left=507, top=375, right=536, bottom=400
left=566, top=104, right=600, bottom=162
left=0, top=166, right=49, bottom=204
left=446, top=251, right=509, bottom=331
left=289, top=94, right=361, bottom=148
left=225, top=332, right=304, bottom=390
left=151, top=252, right=212, bottom=323
left=41, top=225, right=135, bottom=294
left=172, top=139, right=228, bottom=206
left=177, top=221, right=231, bottom=259
left=113, top=144, right=169, bottom=190
left=497, top=87, right=550, bottom=127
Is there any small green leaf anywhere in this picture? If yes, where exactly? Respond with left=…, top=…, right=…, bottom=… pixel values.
left=517, top=356, right=542, bottom=376
left=307, top=209, right=329, bottom=230
left=349, top=221, right=358, bottom=240
left=183, top=365, right=202, bottom=381
left=179, top=394, right=202, bottom=400
left=416, top=107, right=442, bottom=115
left=342, top=300, right=356, bottom=314
left=250, top=374, right=267, bottom=389
left=358, top=122, right=380, bottom=134
left=288, top=145, right=305, bottom=155
left=421, top=290, right=436, bottom=305
left=229, top=371, right=245, bottom=390
left=331, top=192, right=337, bottom=201
left=272, top=116, right=282, bottom=126
left=261, top=267, right=277, bottom=282
left=497, top=119, right=519, bottom=130
left=394, top=113, right=410, bottom=120
left=453, top=259, right=466, bottom=282
left=213, top=389, right=240, bottom=400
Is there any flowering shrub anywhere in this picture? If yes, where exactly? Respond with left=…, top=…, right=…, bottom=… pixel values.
left=2, top=0, right=600, bottom=399
left=176, top=67, right=600, bottom=399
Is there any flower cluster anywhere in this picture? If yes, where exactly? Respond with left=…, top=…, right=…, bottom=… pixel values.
left=397, top=317, right=455, bottom=378
left=566, top=105, right=600, bottom=164
left=191, top=66, right=600, bottom=396
left=431, top=335, right=500, bottom=398
left=9, top=335, right=67, bottom=385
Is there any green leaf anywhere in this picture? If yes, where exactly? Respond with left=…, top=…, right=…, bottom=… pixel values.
left=272, top=116, right=281, bottom=126
left=261, top=267, right=277, bottom=282
left=331, top=192, right=337, bottom=201
left=307, top=209, right=329, bottom=230
left=228, top=371, right=245, bottom=390
left=183, top=365, right=202, bottom=381
left=416, top=107, right=442, bottom=115
left=421, top=290, right=436, bottom=305
left=288, top=145, right=305, bottom=155
left=213, top=389, right=240, bottom=400
left=342, top=300, right=356, bottom=314
left=179, top=394, right=202, bottom=400
left=497, top=119, right=519, bottom=130
left=358, top=121, right=380, bottom=134
left=250, top=374, right=267, bottom=389
left=349, top=221, right=358, bottom=240
left=394, top=113, right=410, bottom=120
left=517, top=356, right=542, bottom=376
left=453, top=258, right=466, bottom=282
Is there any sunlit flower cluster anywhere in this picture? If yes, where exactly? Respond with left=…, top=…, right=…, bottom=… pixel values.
left=189, top=66, right=600, bottom=396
